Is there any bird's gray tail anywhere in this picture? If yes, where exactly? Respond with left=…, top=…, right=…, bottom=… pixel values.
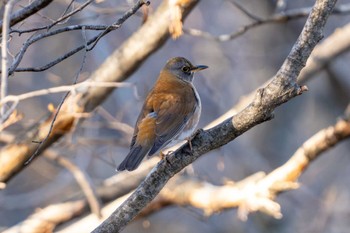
left=117, top=145, right=150, bottom=171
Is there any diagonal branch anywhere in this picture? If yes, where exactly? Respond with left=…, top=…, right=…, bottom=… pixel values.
left=92, top=0, right=338, bottom=232
left=44, top=150, right=102, bottom=218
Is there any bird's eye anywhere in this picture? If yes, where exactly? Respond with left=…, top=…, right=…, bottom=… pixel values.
left=182, top=66, right=191, bottom=73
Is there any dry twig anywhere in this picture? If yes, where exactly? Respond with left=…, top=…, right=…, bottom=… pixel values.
left=1, top=0, right=17, bottom=123
left=44, top=150, right=102, bottom=218
left=184, top=3, right=350, bottom=42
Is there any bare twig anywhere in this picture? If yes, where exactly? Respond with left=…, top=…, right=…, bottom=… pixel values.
left=92, top=0, right=337, bottom=232
left=47, top=0, right=94, bottom=30
left=228, top=0, right=263, bottom=21
left=26, top=26, right=90, bottom=164
left=0, top=110, right=22, bottom=131
left=44, top=150, right=102, bottom=218
left=10, top=23, right=111, bottom=34
left=184, top=3, right=350, bottom=41
left=7, top=0, right=93, bottom=35
left=1, top=82, right=133, bottom=109
left=1, top=0, right=17, bottom=123
left=8, top=0, right=149, bottom=75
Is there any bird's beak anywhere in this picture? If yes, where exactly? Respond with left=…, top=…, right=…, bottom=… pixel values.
left=191, top=65, right=208, bottom=72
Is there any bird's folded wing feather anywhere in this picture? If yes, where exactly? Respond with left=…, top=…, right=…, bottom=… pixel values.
left=149, top=94, right=196, bottom=154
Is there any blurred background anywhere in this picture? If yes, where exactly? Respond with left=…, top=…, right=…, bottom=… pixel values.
left=1, top=0, right=350, bottom=232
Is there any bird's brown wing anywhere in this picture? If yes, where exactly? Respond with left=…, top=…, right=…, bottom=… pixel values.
left=148, top=91, right=196, bottom=155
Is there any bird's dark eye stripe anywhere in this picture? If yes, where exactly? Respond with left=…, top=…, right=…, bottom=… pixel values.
left=182, top=66, right=190, bottom=72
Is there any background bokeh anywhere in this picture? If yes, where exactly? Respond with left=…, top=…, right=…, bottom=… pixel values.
left=1, top=0, right=350, bottom=232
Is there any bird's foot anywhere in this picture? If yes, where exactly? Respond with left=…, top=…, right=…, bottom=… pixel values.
left=186, top=128, right=203, bottom=152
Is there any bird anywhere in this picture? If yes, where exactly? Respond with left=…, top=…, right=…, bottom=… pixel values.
left=117, top=57, right=208, bottom=171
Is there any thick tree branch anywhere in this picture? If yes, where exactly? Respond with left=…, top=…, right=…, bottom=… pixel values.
left=92, top=0, right=337, bottom=232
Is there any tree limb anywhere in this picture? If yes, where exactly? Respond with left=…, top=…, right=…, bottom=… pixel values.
left=92, top=0, right=337, bottom=232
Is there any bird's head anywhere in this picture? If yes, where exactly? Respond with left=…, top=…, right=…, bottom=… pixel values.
left=164, top=57, right=208, bottom=83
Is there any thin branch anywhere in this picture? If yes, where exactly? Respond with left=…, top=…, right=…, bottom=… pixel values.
left=44, top=150, right=102, bottom=218
left=47, top=0, right=94, bottom=30
left=0, top=0, right=54, bottom=34
left=92, top=0, right=337, bottom=232
left=0, top=110, right=22, bottom=131
left=10, top=23, right=111, bottom=34
left=26, top=26, right=89, bottom=164
left=7, top=0, right=149, bottom=75
left=228, top=0, right=263, bottom=21
left=6, top=0, right=93, bottom=35
left=0, top=81, right=134, bottom=110
left=184, top=3, right=350, bottom=42
left=1, top=0, right=16, bottom=123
